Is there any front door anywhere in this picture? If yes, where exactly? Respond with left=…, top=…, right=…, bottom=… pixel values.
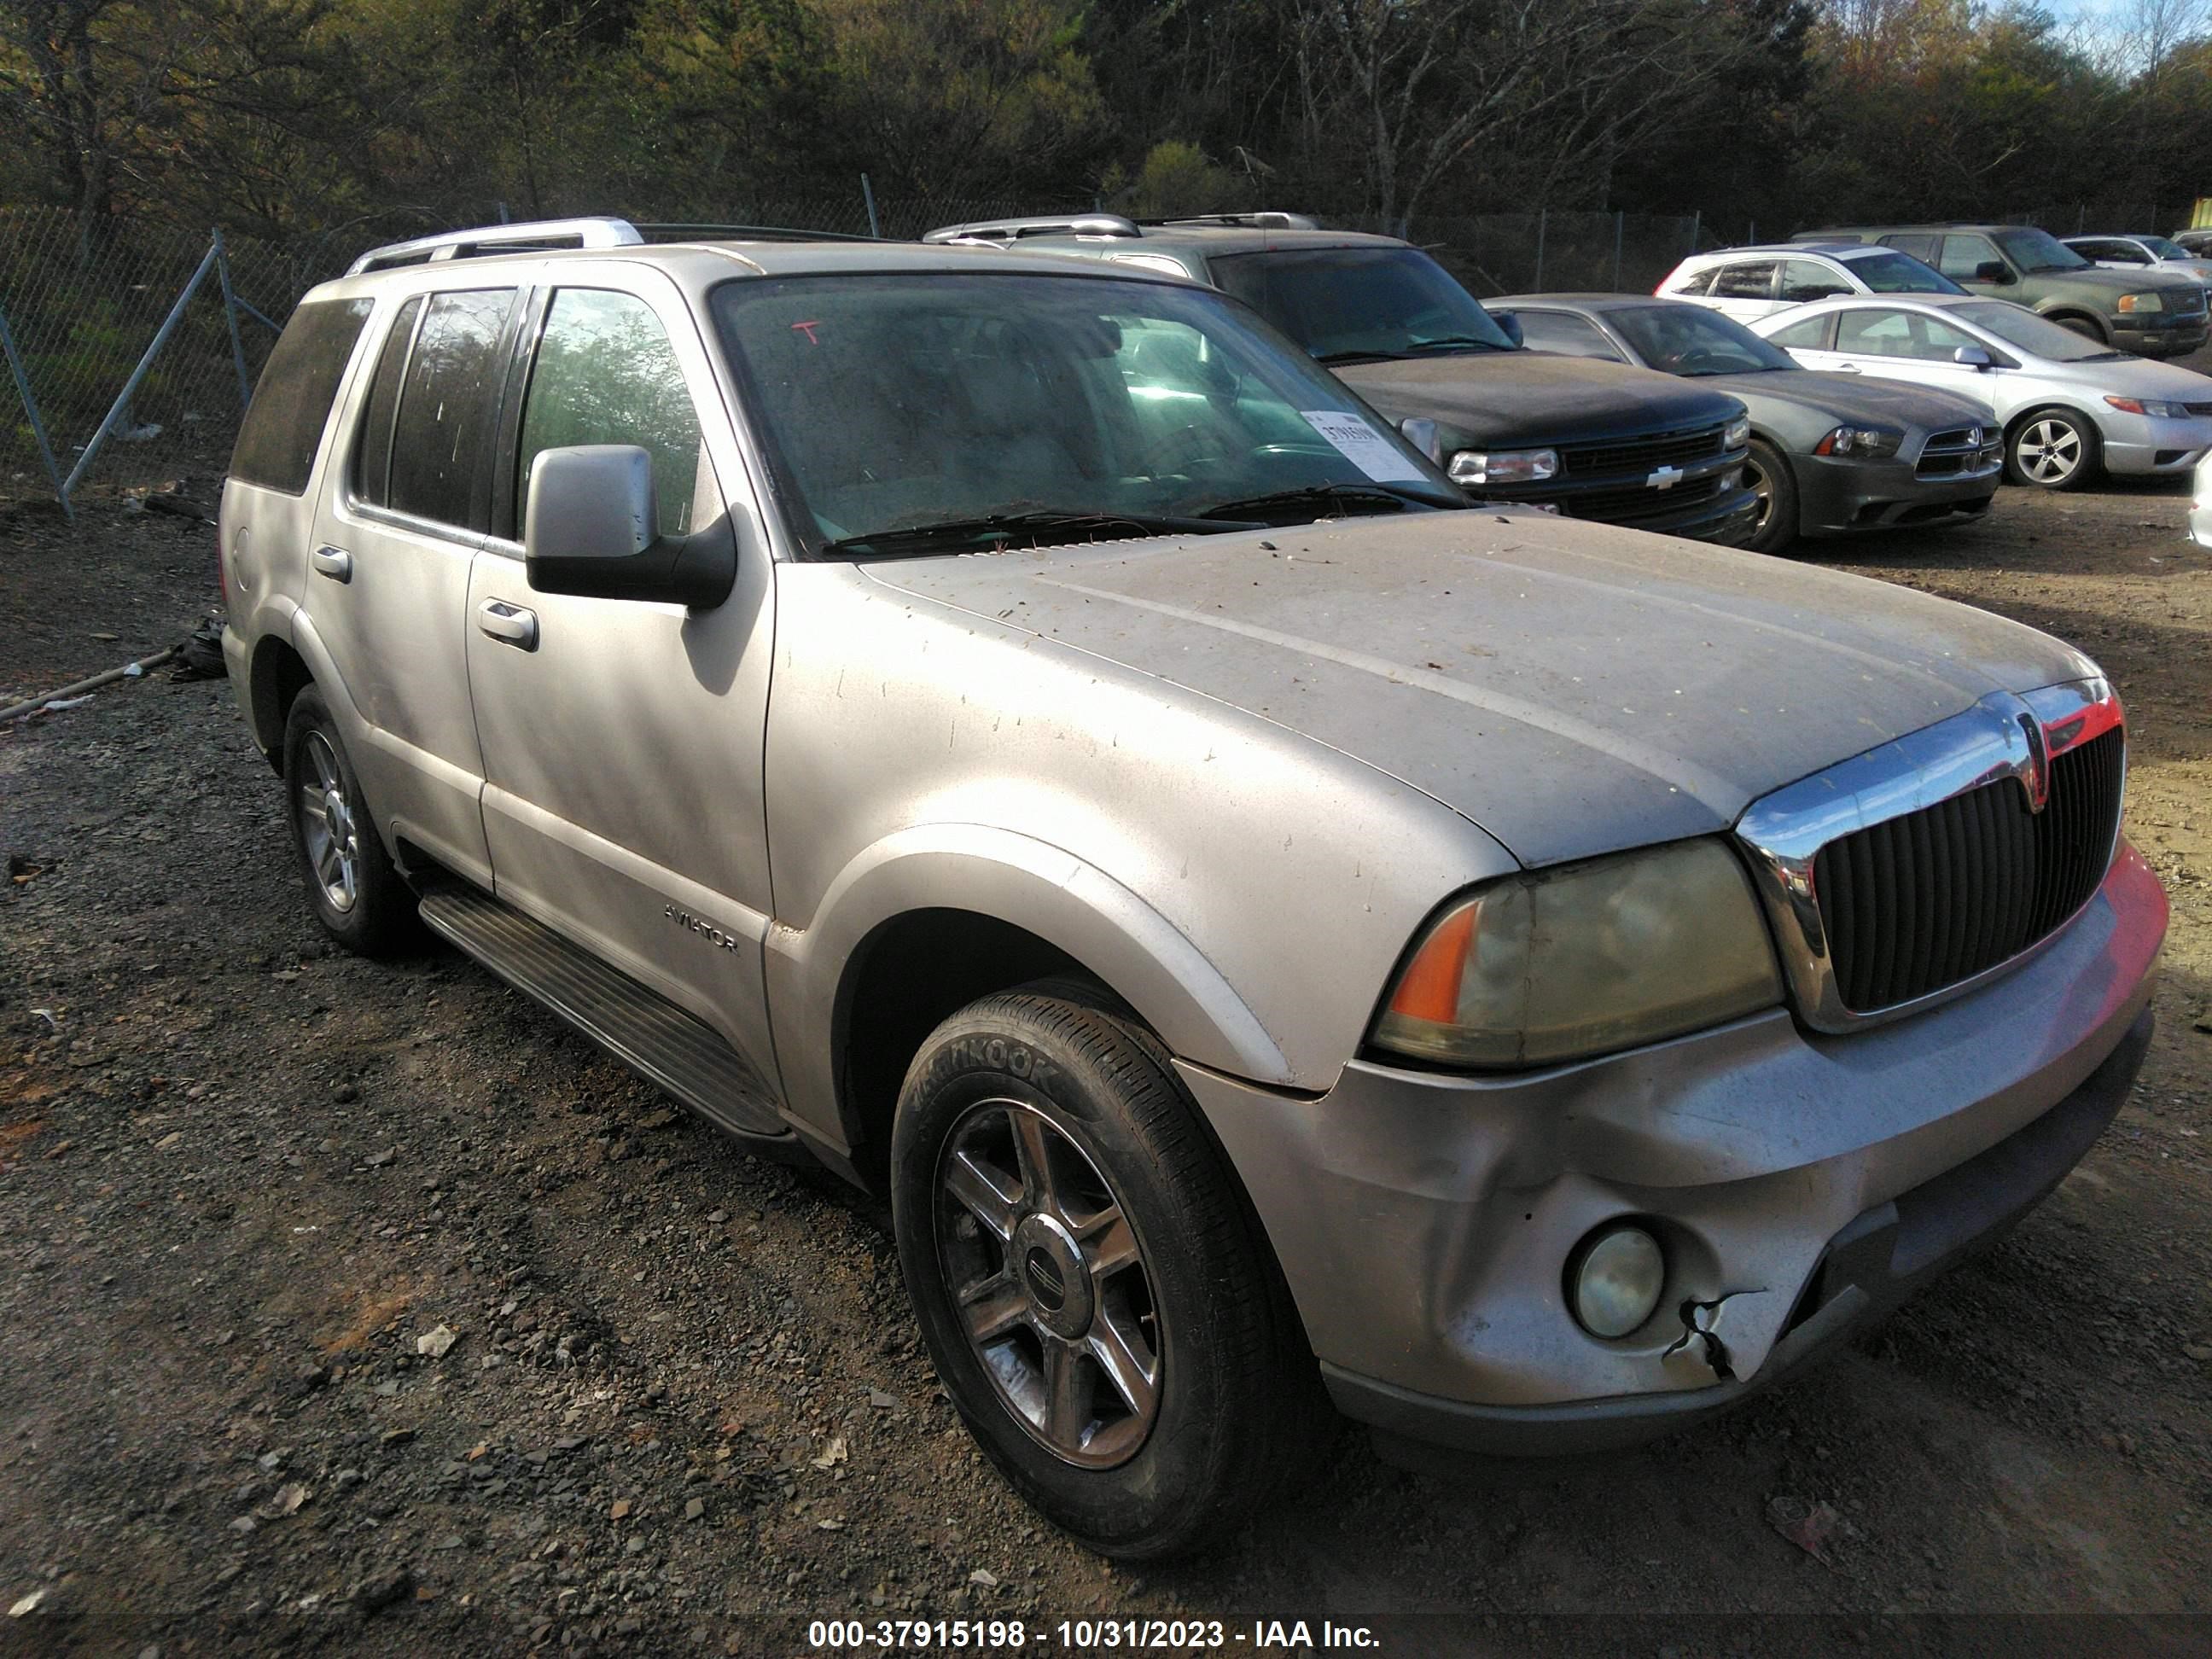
left=463, top=272, right=781, bottom=1081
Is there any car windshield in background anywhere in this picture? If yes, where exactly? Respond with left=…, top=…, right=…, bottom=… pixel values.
left=1611, top=305, right=1798, bottom=375
left=1954, top=300, right=2126, bottom=363
left=2140, top=236, right=2192, bottom=260
left=1993, top=228, right=2089, bottom=273
left=711, top=273, right=1463, bottom=556
left=1208, top=247, right=1517, bottom=363
left=1849, top=251, right=1966, bottom=294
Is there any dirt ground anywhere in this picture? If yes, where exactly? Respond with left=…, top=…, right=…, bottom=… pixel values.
left=3, top=437, right=2211, bottom=1657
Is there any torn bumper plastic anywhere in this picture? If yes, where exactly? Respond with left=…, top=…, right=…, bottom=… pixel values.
left=1176, top=841, right=2166, bottom=1455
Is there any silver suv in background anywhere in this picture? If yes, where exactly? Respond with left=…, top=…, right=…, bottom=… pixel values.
left=222, top=217, right=2164, bottom=1558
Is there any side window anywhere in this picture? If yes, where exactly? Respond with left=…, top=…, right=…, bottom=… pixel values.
left=1883, top=234, right=1938, bottom=262
left=352, top=295, right=422, bottom=509
left=516, top=289, right=710, bottom=541
left=2106, top=241, right=2151, bottom=265
left=387, top=288, right=518, bottom=529
left=1110, top=253, right=1197, bottom=279
left=1835, top=308, right=1916, bottom=357
left=1513, top=311, right=1621, bottom=360
left=1765, top=313, right=1834, bottom=350
left=230, top=298, right=374, bottom=495
left=1895, top=312, right=1978, bottom=362
left=1665, top=268, right=1716, bottom=296
left=1710, top=261, right=1778, bottom=300
left=1779, top=259, right=1852, bottom=303
left=1938, top=235, right=2000, bottom=281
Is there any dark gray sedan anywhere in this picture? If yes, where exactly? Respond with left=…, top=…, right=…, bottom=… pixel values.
left=1490, top=294, right=2003, bottom=553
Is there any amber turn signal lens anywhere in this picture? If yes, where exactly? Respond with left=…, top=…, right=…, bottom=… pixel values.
left=1386, top=901, right=1477, bottom=1025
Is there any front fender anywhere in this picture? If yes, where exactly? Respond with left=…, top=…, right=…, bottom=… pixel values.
left=763, top=824, right=1292, bottom=1155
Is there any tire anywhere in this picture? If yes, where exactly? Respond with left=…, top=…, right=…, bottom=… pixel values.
left=2052, top=313, right=2105, bottom=343
left=1741, top=438, right=1800, bottom=554
left=2005, top=407, right=2101, bottom=492
left=890, top=989, right=1330, bottom=1558
left=282, top=685, right=417, bottom=956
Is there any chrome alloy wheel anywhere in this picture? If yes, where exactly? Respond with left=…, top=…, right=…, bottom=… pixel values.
left=1744, top=453, right=1775, bottom=534
left=297, top=731, right=360, bottom=914
left=2016, top=416, right=2084, bottom=485
left=935, top=1098, right=1162, bottom=1468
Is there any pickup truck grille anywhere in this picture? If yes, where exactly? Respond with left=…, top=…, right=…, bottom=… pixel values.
left=1558, top=424, right=1726, bottom=476
left=1811, top=728, right=2123, bottom=1012
left=1559, top=471, right=1728, bottom=522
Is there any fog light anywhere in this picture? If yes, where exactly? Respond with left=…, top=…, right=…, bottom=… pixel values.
left=1569, top=1223, right=1665, bottom=1338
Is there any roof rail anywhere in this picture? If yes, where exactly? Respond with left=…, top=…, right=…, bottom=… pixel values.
left=346, top=217, right=643, bottom=276
left=1155, top=212, right=1321, bottom=231
left=636, top=222, right=882, bottom=245
left=921, top=213, right=1141, bottom=245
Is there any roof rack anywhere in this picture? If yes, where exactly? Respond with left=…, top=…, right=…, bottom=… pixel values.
left=922, top=213, right=1141, bottom=245
left=635, top=222, right=882, bottom=245
left=347, top=217, right=643, bottom=276
left=1154, top=212, right=1321, bottom=231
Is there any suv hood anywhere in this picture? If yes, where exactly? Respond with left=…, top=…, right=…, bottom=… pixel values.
left=860, top=512, right=2093, bottom=867
left=2028, top=266, right=2203, bottom=302
left=1333, top=352, right=1743, bottom=445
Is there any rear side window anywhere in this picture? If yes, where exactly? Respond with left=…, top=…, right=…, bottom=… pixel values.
left=1883, top=233, right=1939, bottom=262
left=1710, top=261, right=1778, bottom=300
left=230, top=298, right=373, bottom=495
left=1664, top=268, right=1716, bottom=296
left=386, top=288, right=518, bottom=529
left=352, top=296, right=422, bottom=509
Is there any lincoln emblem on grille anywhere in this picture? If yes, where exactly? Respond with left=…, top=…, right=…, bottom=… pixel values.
left=2017, top=712, right=2052, bottom=812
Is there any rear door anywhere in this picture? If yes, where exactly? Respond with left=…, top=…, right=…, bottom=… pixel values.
left=463, top=270, right=781, bottom=1077
left=1704, top=259, right=1783, bottom=323
left=306, top=285, right=520, bottom=887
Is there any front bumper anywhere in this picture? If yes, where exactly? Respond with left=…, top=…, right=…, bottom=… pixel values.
left=2102, top=410, right=2212, bottom=476
left=1178, top=843, right=2166, bottom=1453
left=1796, top=450, right=2000, bottom=538
left=2114, top=316, right=2209, bottom=357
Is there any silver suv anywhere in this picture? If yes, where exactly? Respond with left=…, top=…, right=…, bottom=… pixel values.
left=222, top=217, right=2167, bottom=1558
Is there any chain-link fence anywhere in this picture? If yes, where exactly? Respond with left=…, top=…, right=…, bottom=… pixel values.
left=1367, top=211, right=1704, bottom=298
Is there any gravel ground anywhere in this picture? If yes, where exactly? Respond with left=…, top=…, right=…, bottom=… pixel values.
left=3, top=453, right=2211, bottom=1656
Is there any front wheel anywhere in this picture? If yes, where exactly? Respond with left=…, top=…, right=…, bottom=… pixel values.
left=890, top=990, right=1330, bottom=1558
left=2006, top=407, right=2101, bottom=491
left=1742, top=439, right=1800, bottom=554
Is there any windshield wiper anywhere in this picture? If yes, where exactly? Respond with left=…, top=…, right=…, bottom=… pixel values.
left=823, top=509, right=1228, bottom=557
left=1313, top=349, right=1407, bottom=365
left=1405, top=335, right=1505, bottom=352
left=1196, top=483, right=1425, bottom=523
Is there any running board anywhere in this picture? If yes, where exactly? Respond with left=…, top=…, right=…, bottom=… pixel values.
left=418, top=884, right=789, bottom=1142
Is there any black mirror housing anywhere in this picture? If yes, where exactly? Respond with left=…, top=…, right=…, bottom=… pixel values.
left=1973, top=260, right=2013, bottom=285
left=522, top=445, right=736, bottom=609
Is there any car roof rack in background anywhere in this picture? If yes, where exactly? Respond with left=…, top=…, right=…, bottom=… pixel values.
left=635, top=222, right=882, bottom=245
left=346, top=217, right=644, bottom=275
left=922, top=213, right=1142, bottom=245
left=1153, top=212, right=1322, bottom=230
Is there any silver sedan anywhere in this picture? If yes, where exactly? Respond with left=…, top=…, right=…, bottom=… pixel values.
left=1752, top=292, right=2212, bottom=490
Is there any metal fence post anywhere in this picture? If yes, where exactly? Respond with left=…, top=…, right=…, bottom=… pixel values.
left=0, top=300, right=73, bottom=521
left=1612, top=211, right=1624, bottom=290
left=1534, top=207, right=1546, bottom=289
left=1688, top=210, right=1701, bottom=254
left=861, top=173, right=882, bottom=240
left=212, top=230, right=253, bottom=410
left=62, top=241, right=220, bottom=500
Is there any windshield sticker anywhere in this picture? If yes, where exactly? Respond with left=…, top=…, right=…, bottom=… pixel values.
left=1301, top=410, right=1425, bottom=482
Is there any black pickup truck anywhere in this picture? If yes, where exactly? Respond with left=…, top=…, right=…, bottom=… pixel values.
left=924, top=212, right=1759, bottom=544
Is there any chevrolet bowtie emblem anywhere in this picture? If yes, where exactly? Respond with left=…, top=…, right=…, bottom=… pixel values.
left=1646, top=464, right=1684, bottom=490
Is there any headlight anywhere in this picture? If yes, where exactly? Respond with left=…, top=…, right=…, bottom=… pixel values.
left=1722, top=415, right=1751, bottom=450
left=1813, top=425, right=1902, bottom=458
left=1448, top=447, right=1558, bottom=486
left=2118, top=291, right=2163, bottom=313
left=1369, top=840, right=1783, bottom=1069
left=2104, top=394, right=2192, bottom=418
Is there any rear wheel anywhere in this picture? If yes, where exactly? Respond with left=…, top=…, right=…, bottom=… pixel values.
left=282, top=686, right=416, bottom=956
left=890, top=989, right=1330, bottom=1558
left=2006, top=407, right=2101, bottom=491
left=1741, top=439, right=1800, bottom=554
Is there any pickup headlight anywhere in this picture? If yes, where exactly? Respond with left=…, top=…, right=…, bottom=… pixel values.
left=2104, top=395, right=2192, bottom=418
left=1369, top=840, right=1783, bottom=1069
left=2117, top=292, right=2163, bottom=313
left=1449, top=447, right=1558, bottom=486
left=1814, top=425, right=1903, bottom=458
left=1723, top=415, right=1751, bottom=450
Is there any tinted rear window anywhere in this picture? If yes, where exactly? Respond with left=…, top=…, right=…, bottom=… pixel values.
left=229, top=299, right=373, bottom=495
left=353, top=296, right=422, bottom=509
left=387, top=288, right=518, bottom=528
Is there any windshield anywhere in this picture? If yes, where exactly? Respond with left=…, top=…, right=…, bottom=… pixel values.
left=1610, top=304, right=1798, bottom=375
left=711, top=272, right=1463, bottom=556
left=1953, top=300, right=2123, bottom=362
left=1848, top=250, right=1965, bottom=294
left=1993, top=228, right=2089, bottom=273
left=2140, top=235, right=2192, bottom=260
left=1208, top=246, right=1517, bottom=361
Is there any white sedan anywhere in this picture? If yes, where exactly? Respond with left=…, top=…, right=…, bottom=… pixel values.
left=2195, top=451, right=2212, bottom=548
left=1752, top=293, right=2212, bottom=490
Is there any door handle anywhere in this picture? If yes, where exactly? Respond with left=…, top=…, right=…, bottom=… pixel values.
left=478, top=599, right=538, bottom=650
left=1832, top=362, right=1861, bottom=373
left=310, top=544, right=352, bottom=582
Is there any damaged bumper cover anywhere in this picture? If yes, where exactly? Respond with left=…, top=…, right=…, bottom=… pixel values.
left=1176, top=842, right=2166, bottom=1455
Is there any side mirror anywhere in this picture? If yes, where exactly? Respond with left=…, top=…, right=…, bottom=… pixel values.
left=1493, top=312, right=1524, bottom=347
left=1973, top=260, right=2013, bottom=285
left=1953, top=346, right=1994, bottom=370
left=523, top=445, right=735, bottom=609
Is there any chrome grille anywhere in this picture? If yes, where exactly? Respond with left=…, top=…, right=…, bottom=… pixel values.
left=1812, top=730, right=2122, bottom=1010
left=1915, top=428, right=1996, bottom=479
left=1557, top=424, right=1726, bottom=476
